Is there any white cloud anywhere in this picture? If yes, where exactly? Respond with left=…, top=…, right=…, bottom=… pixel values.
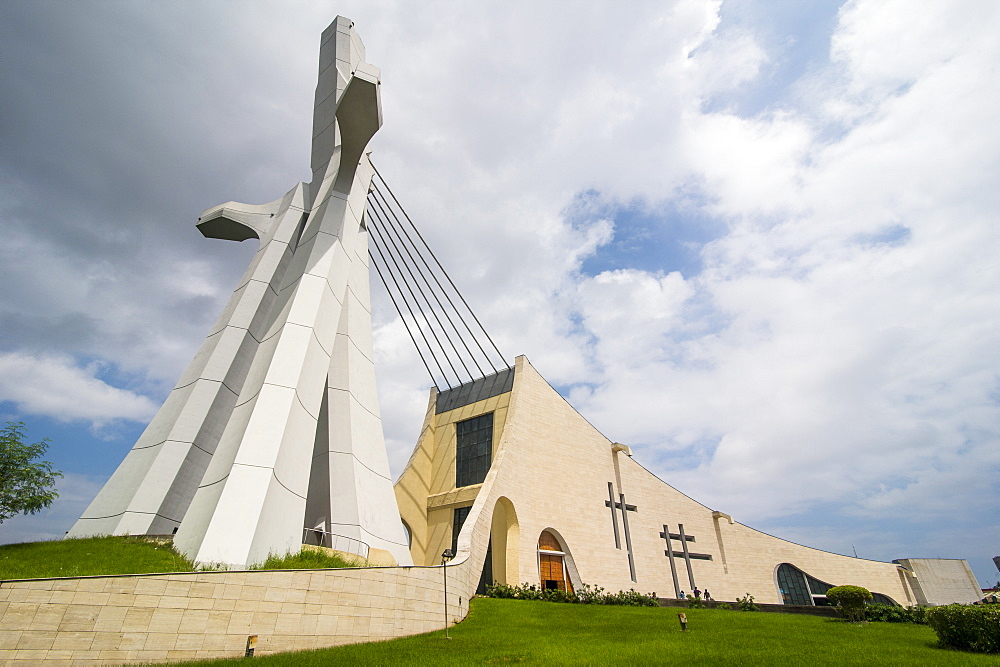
left=685, top=27, right=768, bottom=98
left=0, top=353, right=158, bottom=426
left=562, top=0, right=1000, bottom=532
left=832, top=0, right=993, bottom=98
left=576, top=269, right=693, bottom=370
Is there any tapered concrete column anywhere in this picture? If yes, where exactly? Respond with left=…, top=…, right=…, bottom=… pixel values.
left=71, top=17, right=411, bottom=568
left=68, top=186, right=307, bottom=538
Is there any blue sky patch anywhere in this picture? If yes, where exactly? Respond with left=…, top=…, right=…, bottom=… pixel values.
left=568, top=190, right=726, bottom=279
left=702, top=0, right=845, bottom=118
left=854, top=224, right=911, bottom=248
left=0, top=402, right=142, bottom=477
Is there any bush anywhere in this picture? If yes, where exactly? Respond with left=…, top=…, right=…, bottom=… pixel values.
left=865, top=603, right=926, bottom=624
left=687, top=596, right=705, bottom=609
left=483, top=582, right=656, bottom=607
left=715, top=602, right=733, bottom=610
left=827, top=585, right=872, bottom=622
left=603, top=588, right=657, bottom=607
left=484, top=582, right=520, bottom=599
left=736, top=593, right=758, bottom=612
left=926, top=604, right=1000, bottom=653
left=575, top=583, right=607, bottom=604
left=541, top=587, right=576, bottom=604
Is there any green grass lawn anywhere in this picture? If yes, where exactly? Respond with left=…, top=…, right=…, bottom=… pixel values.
left=0, top=536, right=194, bottom=579
left=0, top=537, right=357, bottom=579
left=189, top=598, right=991, bottom=666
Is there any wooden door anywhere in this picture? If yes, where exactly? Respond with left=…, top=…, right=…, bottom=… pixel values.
left=540, top=554, right=565, bottom=590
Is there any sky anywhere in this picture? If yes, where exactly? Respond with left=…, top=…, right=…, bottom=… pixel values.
left=0, top=0, right=997, bottom=587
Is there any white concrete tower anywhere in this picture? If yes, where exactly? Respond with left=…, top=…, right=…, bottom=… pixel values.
left=69, top=17, right=411, bottom=568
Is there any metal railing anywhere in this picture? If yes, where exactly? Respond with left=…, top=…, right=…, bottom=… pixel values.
left=302, top=528, right=371, bottom=560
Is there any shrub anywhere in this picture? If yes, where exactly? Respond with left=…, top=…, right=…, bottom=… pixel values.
left=865, top=603, right=907, bottom=623
left=926, top=604, right=1000, bottom=653
left=483, top=582, right=655, bottom=607
left=827, top=585, right=872, bottom=622
left=541, top=587, right=577, bottom=604
left=715, top=601, right=733, bottom=610
left=484, top=582, right=519, bottom=599
left=687, top=596, right=705, bottom=609
left=517, top=583, right=542, bottom=601
left=865, top=603, right=926, bottom=624
left=575, top=583, right=607, bottom=604
left=736, top=593, right=758, bottom=612
left=603, top=588, right=657, bottom=607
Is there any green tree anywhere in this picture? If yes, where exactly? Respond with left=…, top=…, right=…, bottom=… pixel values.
left=827, top=585, right=873, bottom=622
left=0, top=421, right=63, bottom=523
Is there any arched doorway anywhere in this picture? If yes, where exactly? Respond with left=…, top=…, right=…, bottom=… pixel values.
left=491, top=497, right=519, bottom=585
left=538, top=530, right=573, bottom=592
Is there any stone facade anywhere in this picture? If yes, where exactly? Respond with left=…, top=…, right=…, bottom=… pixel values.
left=395, top=356, right=925, bottom=606
left=893, top=558, right=983, bottom=605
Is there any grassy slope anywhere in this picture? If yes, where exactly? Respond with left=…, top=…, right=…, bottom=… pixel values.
left=0, top=538, right=357, bottom=579
left=0, top=536, right=194, bottom=579
left=250, top=548, right=361, bottom=570
left=193, top=599, right=993, bottom=666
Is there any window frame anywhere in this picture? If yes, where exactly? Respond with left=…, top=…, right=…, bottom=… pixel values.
left=455, top=412, right=494, bottom=488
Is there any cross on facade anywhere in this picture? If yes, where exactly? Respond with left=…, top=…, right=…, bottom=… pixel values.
left=605, top=482, right=638, bottom=581
left=659, top=523, right=712, bottom=598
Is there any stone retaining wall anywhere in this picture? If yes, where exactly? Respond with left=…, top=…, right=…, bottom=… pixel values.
left=0, top=558, right=477, bottom=665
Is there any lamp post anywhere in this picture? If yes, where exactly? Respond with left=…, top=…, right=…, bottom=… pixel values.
left=441, top=549, right=454, bottom=639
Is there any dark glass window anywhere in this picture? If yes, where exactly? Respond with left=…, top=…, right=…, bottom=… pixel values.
left=452, top=505, right=471, bottom=554
left=777, top=563, right=836, bottom=606
left=456, top=413, right=493, bottom=487
left=477, top=539, right=493, bottom=596
left=450, top=508, right=492, bottom=594
left=871, top=592, right=897, bottom=606
left=807, top=575, right=832, bottom=596
left=776, top=563, right=812, bottom=605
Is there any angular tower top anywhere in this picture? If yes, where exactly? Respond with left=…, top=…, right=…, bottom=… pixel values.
left=311, top=16, right=382, bottom=187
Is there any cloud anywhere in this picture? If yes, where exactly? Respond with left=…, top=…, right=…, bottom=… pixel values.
left=564, top=0, right=1000, bottom=533
left=1, top=0, right=998, bottom=586
left=0, top=353, right=158, bottom=426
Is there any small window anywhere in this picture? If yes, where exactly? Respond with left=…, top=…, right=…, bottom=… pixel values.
left=871, top=592, right=897, bottom=606
left=807, top=574, right=832, bottom=596
left=456, top=413, right=493, bottom=487
left=401, top=520, right=412, bottom=548
left=452, top=506, right=471, bottom=554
